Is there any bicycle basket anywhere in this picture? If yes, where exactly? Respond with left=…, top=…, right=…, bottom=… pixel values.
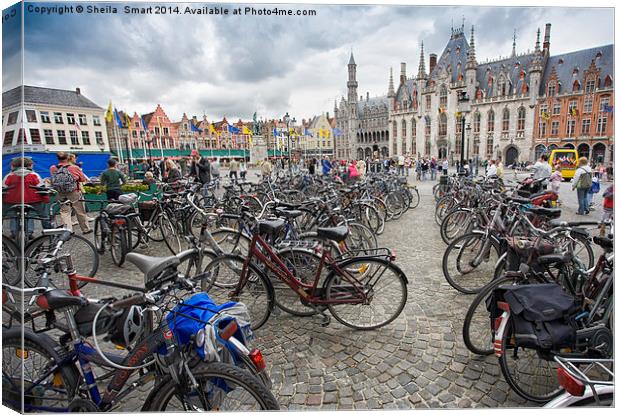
left=138, top=201, right=157, bottom=221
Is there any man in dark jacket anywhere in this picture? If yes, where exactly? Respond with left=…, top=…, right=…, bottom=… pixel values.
left=189, top=150, right=211, bottom=195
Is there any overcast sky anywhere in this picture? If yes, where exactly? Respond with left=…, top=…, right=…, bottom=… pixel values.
left=2, top=2, right=614, bottom=123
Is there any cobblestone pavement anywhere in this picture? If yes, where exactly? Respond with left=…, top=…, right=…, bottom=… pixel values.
left=51, top=170, right=612, bottom=410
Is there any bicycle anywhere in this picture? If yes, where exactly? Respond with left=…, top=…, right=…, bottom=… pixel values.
left=202, top=219, right=409, bottom=331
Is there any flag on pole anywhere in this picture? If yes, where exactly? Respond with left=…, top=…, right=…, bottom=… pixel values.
left=113, top=108, right=124, bottom=128
left=105, top=102, right=113, bottom=123
left=228, top=125, right=240, bottom=134
left=141, top=116, right=149, bottom=137
left=570, top=107, right=578, bottom=117
left=541, top=111, right=551, bottom=120
left=333, top=127, right=343, bottom=136
left=209, top=123, right=217, bottom=135
left=242, top=126, right=252, bottom=135
left=304, top=128, right=313, bottom=137
left=124, top=113, right=132, bottom=131
left=74, top=121, right=81, bottom=132
left=190, top=123, right=203, bottom=133
left=603, top=104, right=614, bottom=113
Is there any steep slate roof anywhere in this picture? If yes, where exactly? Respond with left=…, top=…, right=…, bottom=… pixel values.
left=475, top=53, right=537, bottom=97
left=396, top=79, right=417, bottom=102
left=429, top=30, right=470, bottom=83
left=542, top=44, right=614, bottom=94
left=357, top=96, right=389, bottom=113
left=3, top=85, right=102, bottom=109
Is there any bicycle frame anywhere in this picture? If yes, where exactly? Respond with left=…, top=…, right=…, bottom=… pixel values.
left=234, top=233, right=369, bottom=306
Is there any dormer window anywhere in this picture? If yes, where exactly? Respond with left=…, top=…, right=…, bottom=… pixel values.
left=456, top=47, right=461, bottom=54
left=548, top=83, right=556, bottom=96
left=604, top=75, right=612, bottom=88
left=558, top=58, right=564, bottom=65
left=573, top=68, right=579, bottom=75
left=585, top=78, right=596, bottom=93
left=573, top=80, right=581, bottom=92
left=596, top=51, right=603, bottom=59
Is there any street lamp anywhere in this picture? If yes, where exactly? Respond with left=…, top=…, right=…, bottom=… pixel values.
left=457, top=90, right=470, bottom=173
left=283, top=112, right=296, bottom=171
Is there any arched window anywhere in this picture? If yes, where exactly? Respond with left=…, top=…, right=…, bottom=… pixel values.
left=548, top=82, right=556, bottom=96
left=439, top=85, right=448, bottom=107
left=401, top=119, right=407, bottom=138
left=439, top=113, right=447, bottom=137
left=604, top=75, right=613, bottom=88
left=517, top=107, right=526, bottom=131
left=424, top=116, right=431, bottom=136
left=487, top=110, right=495, bottom=132
left=473, top=112, right=481, bottom=133
left=411, top=119, right=416, bottom=139
left=573, top=80, right=581, bottom=91
left=502, top=108, right=510, bottom=132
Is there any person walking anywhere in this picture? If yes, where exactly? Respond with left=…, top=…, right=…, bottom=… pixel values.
left=404, top=155, right=412, bottom=176
left=348, top=160, right=360, bottom=182
left=189, top=150, right=212, bottom=195
left=442, top=158, right=449, bottom=175
left=550, top=164, right=563, bottom=200
left=240, top=160, right=247, bottom=180
left=529, top=154, right=552, bottom=189
left=49, top=152, right=91, bottom=234
left=599, top=185, right=614, bottom=236
left=211, top=158, right=221, bottom=188
left=397, top=154, right=405, bottom=176
left=572, top=156, right=593, bottom=215
left=3, top=157, right=52, bottom=240
left=261, top=158, right=273, bottom=179
left=430, top=157, right=437, bottom=180
left=356, top=158, right=366, bottom=178
left=99, top=158, right=126, bottom=201
left=229, top=158, right=239, bottom=181
left=321, top=157, right=332, bottom=176
left=486, top=160, right=498, bottom=177
left=308, top=158, right=316, bottom=175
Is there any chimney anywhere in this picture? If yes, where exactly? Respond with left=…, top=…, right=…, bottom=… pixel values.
left=429, top=54, right=437, bottom=73
left=75, top=87, right=81, bottom=95
left=366, top=92, right=370, bottom=101
left=400, top=62, right=407, bottom=83
left=360, top=95, right=363, bottom=101
left=543, top=23, right=551, bottom=54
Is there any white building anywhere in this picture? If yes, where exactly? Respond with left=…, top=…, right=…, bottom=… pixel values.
left=2, top=85, right=111, bottom=176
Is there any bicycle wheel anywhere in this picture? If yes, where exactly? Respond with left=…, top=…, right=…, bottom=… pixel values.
left=109, top=225, right=128, bottom=267
left=442, top=232, right=499, bottom=294
left=210, top=229, right=251, bottom=257
left=385, top=192, right=406, bottom=219
left=499, top=316, right=563, bottom=403
left=93, top=216, right=107, bottom=254
left=407, top=187, right=420, bottom=209
left=440, top=209, right=474, bottom=245
left=201, top=255, right=274, bottom=330
left=2, top=235, right=21, bottom=286
left=158, top=213, right=183, bottom=255
left=352, top=203, right=381, bottom=235
left=142, top=362, right=279, bottom=411
left=2, top=329, right=79, bottom=412
left=24, top=234, right=99, bottom=288
left=324, top=257, right=408, bottom=330
left=270, top=248, right=322, bottom=316
left=462, top=276, right=514, bottom=356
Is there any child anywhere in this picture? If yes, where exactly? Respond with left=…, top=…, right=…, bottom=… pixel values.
left=600, top=185, right=613, bottom=237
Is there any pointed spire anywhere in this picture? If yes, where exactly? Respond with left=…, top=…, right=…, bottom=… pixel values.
left=348, top=51, right=356, bottom=65
left=468, top=26, right=476, bottom=61
left=511, top=29, right=517, bottom=57
left=417, top=41, right=426, bottom=78
left=388, top=67, right=395, bottom=97
left=535, top=28, right=541, bottom=53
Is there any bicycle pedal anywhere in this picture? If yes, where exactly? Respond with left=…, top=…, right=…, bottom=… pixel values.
left=320, top=315, right=331, bottom=327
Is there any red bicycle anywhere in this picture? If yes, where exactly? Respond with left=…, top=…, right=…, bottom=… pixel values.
left=202, top=220, right=409, bottom=330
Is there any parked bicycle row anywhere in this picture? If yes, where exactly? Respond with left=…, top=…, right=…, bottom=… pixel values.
left=2, top=170, right=418, bottom=411
left=435, top=172, right=614, bottom=407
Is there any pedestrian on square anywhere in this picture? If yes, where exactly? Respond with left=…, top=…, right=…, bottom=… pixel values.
left=599, top=185, right=614, bottom=236
left=496, top=157, right=505, bottom=179
left=550, top=164, right=563, bottom=195
left=261, top=158, right=273, bottom=179
left=50, top=152, right=91, bottom=234
left=211, top=158, right=221, bottom=188
left=606, top=162, right=613, bottom=181
left=486, top=160, right=497, bottom=177
left=142, top=171, right=157, bottom=187
left=163, top=158, right=182, bottom=190
left=348, top=160, right=359, bottom=182
left=308, top=158, right=316, bottom=175
left=404, top=155, right=412, bottom=176
left=321, top=157, right=332, bottom=176
left=240, top=160, right=247, bottom=180
left=3, top=157, right=52, bottom=240
left=397, top=154, right=405, bottom=175
left=99, top=158, right=127, bottom=201
left=229, top=158, right=239, bottom=181
left=179, top=157, right=188, bottom=177
left=572, top=157, right=593, bottom=215
left=442, top=158, right=449, bottom=175
left=356, top=158, right=366, bottom=178
left=430, top=157, right=437, bottom=180
left=189, top=149, right=211, bottom=194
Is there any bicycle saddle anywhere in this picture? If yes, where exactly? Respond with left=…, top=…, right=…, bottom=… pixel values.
left=593, top=236, right=613, bottom=251
left=317, top=226, right=349, bottom=243
left=274, top=207, right=303, bottom=219
left=37, top=289, right=87, bottom=311
left=527, top=206, right=561, bottom=219
left=506, top=195, right=531, bottom=204
left=258, top=219, right=285, bottom=235
left=126, top=252, right=180, bottom=282
left=536, top=254, right=572, bottom=266
left=7, top=204, right=36, bottom=212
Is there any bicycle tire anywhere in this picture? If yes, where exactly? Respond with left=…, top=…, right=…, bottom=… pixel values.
left=324, top=256, right=408, bottom=330
left=2, top=328, right=79, bottom=412
left=441, top=232, right=499, bottom=294
left=93, top=216, right=106, bottom=254
left=24, top=233, right=98, bottom=288
left=498, top=315, right=563, bottom=403
left=109, top=225, right=127, bottom=267
left=408, top=187, right=420, bottom=209
left=200, top=255, right=274, bottom=330
left=440, top=208, right=474, bottom=245
left=271, top=248, right=322, bottom=317
left=2, top=235, right=21, bottom=286
left=141, top=361, right=280, bottom=411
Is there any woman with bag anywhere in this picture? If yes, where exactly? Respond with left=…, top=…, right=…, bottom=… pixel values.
left=571, top=157, right=593, bottom=215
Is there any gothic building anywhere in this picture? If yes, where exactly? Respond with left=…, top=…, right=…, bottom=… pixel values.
left=335, top=22, right=613, bottom=164
left=334, top=53, right=390, bottom=159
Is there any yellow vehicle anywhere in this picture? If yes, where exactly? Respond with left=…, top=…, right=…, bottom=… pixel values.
left=549, top=148, right=579, bottom=180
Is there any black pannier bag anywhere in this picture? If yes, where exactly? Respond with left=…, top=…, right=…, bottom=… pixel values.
left=488, top=284, right=579, bottom=350
left=104, top=203, right=134, bottom=216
